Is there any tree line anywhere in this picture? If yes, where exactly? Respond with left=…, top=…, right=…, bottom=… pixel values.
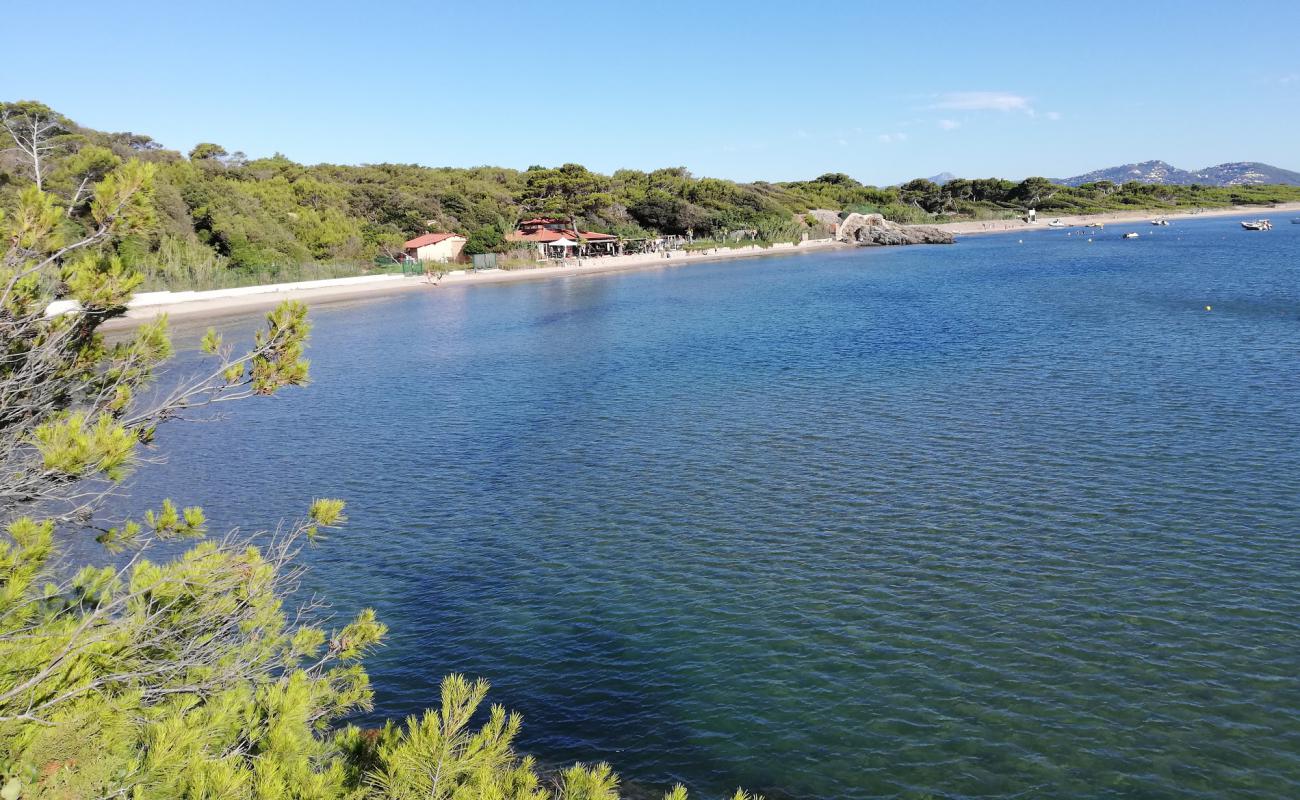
left=4, top=100, right=1300, bottom=292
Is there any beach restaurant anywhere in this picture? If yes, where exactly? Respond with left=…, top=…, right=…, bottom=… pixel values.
left=508, top=217, right=619, bottom=259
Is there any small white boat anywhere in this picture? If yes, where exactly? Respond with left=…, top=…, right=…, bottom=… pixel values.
left=1241, top=220, right=1272, bottom=231
left=1122, top=232, right=1140, bottom=239
left=1048, top=219, right=1067, bottom=228
left=1151, top=219, right=1170, bottom=226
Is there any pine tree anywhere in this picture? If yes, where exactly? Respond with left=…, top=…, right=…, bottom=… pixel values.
left=0, top=104, right=753, bottom=800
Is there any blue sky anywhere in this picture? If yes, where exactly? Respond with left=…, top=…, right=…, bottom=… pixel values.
left=4, top=0, right=1298, bottom=184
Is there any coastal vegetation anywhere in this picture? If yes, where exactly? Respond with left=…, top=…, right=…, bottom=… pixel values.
left=0, top=104, right=749, bottom=800
left=4, top=99, right=1300, bottom=293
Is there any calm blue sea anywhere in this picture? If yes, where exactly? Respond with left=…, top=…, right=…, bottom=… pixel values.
left=124, top=214, right=1300, bottom=799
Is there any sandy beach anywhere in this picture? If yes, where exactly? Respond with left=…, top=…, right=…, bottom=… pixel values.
left=933, top=202, right=1300, bottom=236
left=108, top=239, right=851, bottom=326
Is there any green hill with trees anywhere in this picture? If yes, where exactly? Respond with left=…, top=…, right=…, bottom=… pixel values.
left=5, top=100, right=1300, bottom=293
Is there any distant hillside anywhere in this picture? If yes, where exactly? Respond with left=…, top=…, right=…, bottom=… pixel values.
left=1060, top=160, right=1300, bottom=187
left=927, top=172, right=957, bottom=186
left=1194, top=162, right=1300, bottom=185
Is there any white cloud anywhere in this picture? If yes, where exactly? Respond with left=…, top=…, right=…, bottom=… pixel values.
left=1045, top=111, right=1063, bottom=121
left=938, top=119, right=961, bottom=130
left=877, top=132, right=908, bottom=144
left=932, top=91, right=1033, bottom=113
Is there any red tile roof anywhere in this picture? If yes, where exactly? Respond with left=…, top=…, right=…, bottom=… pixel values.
left=404, top=232, right=464, bottom=249
left=509, top=229, right=617, bottom=243
left=504, top=230, right=563, bottom=243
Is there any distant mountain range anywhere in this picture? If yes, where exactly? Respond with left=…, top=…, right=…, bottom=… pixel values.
left=1056, top=160, right=1300, bottom=187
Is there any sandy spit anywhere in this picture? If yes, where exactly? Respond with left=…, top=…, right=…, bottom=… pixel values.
left=932, top=202, right=1300, bottom=236
left=106, top=239, right=851, bottom=328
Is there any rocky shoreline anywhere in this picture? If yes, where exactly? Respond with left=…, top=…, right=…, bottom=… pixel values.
left=838, top=213, right=955, bottom=246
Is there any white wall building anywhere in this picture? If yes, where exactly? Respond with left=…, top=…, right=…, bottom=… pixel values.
left=403, top=233, right=467, bottom=263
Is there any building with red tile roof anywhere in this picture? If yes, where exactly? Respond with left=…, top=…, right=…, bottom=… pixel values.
left=403, top=232, right=467, bottom=263
left=508, top=218, right=619, bottom=257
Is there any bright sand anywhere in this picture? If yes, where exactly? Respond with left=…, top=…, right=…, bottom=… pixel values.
left=931, top=201, right=1300, bottom=236
left=111, top=239, right=850, bottom=326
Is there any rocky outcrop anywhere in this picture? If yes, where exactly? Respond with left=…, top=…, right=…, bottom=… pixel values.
left=836, top=213, right=954, bottom=246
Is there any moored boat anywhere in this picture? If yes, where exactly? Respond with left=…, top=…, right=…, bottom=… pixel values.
left=1151, top=219, right=1169, bottom=226
left=1122, top=232, right=1140, bottom=239
left=1241, top=220, right=1272, bottom=231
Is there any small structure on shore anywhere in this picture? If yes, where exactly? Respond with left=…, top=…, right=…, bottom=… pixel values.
left=403, top=232, right=467, bottom=263
left=508, top=218, right=619, bottom=259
